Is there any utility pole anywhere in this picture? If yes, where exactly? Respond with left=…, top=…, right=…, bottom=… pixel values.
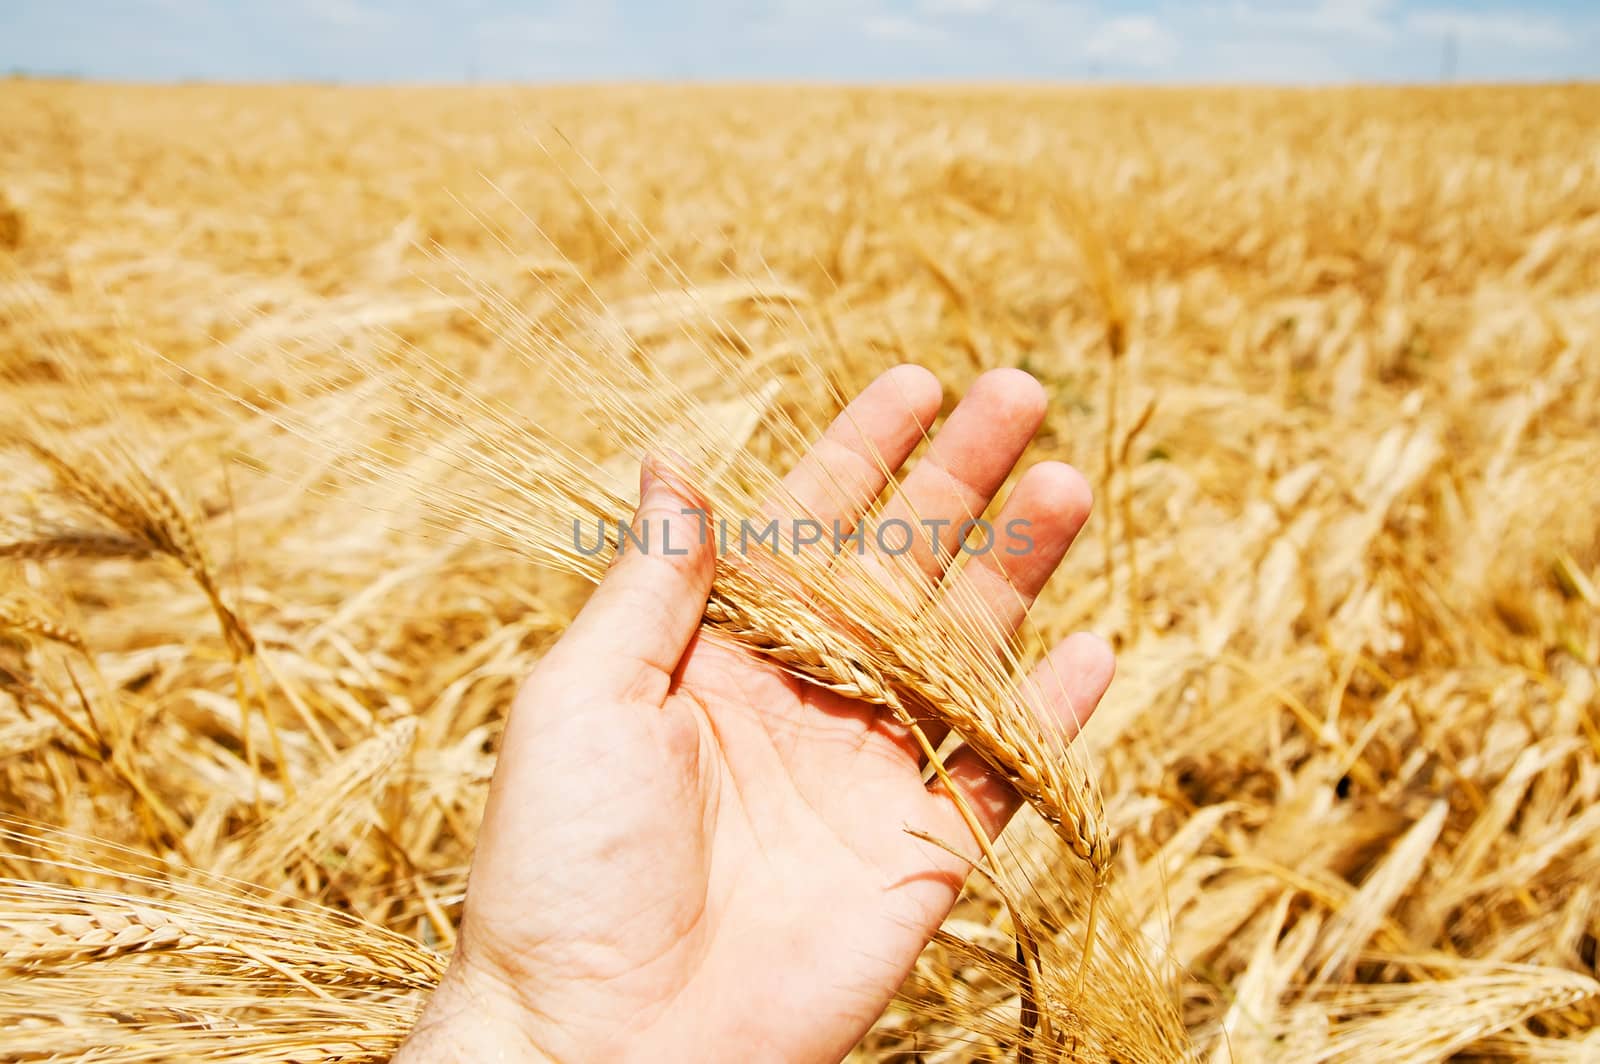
left=1440, top=29, right=1458, bottom=82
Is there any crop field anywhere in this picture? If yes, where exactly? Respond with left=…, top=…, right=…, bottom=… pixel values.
left=1, top=79, right=1599, bottom=1061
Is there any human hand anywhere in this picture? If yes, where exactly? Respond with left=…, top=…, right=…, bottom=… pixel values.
left=395, top=366, right=1113, bottom=1064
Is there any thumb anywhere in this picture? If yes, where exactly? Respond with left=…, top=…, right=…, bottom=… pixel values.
left=545, top=455, right=718, bottom=705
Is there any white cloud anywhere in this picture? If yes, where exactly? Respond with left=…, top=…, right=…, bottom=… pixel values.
left=475, top=8, right=613, bottom=47
left=1083, top=15, right=1180, bottom=68
left=296, top=0, right=382, bottom=29
left=1407, top=9, right=1574, bottom=51
left=1195, top=35, right=1354, bottom=81
left=861, top=14, right=951, bottom=43
left=920, top=0, right=1000, bottom=13
left=1298, top=0, right=1396, bottom=40
left=1205, top=0, right=1397, bottom=42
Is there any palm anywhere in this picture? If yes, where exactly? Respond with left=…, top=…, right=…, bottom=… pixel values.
left=671, top=637, right=980, bottom=1019
left=466, top=638, right=974, bottom=1061
left=421, top=367, right=1114, bottom=1064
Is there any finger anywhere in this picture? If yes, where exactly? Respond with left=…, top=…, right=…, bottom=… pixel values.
left=862, top=368, right=1045, bottom=596
left=937, top=461, right=1093, bottom=655
left=540, top=456, right=717, bottom=707
left=911, top=461, right=1092, bottom=752
left=765, top=364, right=942, bottom=534
left=930, top=632, right=1114, bottom=844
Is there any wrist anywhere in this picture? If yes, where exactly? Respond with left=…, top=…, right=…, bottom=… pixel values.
left=396, top=961, right=556, bottom=1064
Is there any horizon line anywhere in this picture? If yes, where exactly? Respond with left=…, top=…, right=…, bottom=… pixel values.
left=8, top=72, right=1598, bottom=91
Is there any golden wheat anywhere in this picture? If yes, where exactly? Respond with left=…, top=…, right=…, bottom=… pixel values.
left=1, top=79, right=1597, bottom=1062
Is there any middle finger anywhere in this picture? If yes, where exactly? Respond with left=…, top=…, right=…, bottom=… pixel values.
left=860, top=368, right=1046, bottom=598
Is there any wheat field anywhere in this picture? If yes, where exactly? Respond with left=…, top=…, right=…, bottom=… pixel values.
left=1, top=78, right=1599, bottom=1061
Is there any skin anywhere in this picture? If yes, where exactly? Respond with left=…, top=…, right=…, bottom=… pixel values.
left=395, top=366, right=1114, bottom=1064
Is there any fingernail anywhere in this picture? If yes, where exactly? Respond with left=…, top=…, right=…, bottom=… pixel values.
left=643, top=450, right=695, bottom=503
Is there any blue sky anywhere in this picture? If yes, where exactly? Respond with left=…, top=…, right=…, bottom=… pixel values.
left=4, top=0, right=1596, bottom=83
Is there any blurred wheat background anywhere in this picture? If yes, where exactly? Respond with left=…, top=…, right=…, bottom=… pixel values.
left=1, top=79, right=1599, bottom=1061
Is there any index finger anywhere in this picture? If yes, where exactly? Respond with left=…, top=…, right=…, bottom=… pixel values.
left=762, top=364, right=942, bottom=533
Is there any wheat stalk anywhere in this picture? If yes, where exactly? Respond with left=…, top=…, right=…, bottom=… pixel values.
left=0, top=590, right=88, bottom=653
left=19, top=439, right=255, bottom=658
left=705, top=576, right=1110, bottom=874
left=0, top=715, right=63, bottom=758
left=3, top=904, right=205, bottom=967
left=0, top=528, right=153, bottom=561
